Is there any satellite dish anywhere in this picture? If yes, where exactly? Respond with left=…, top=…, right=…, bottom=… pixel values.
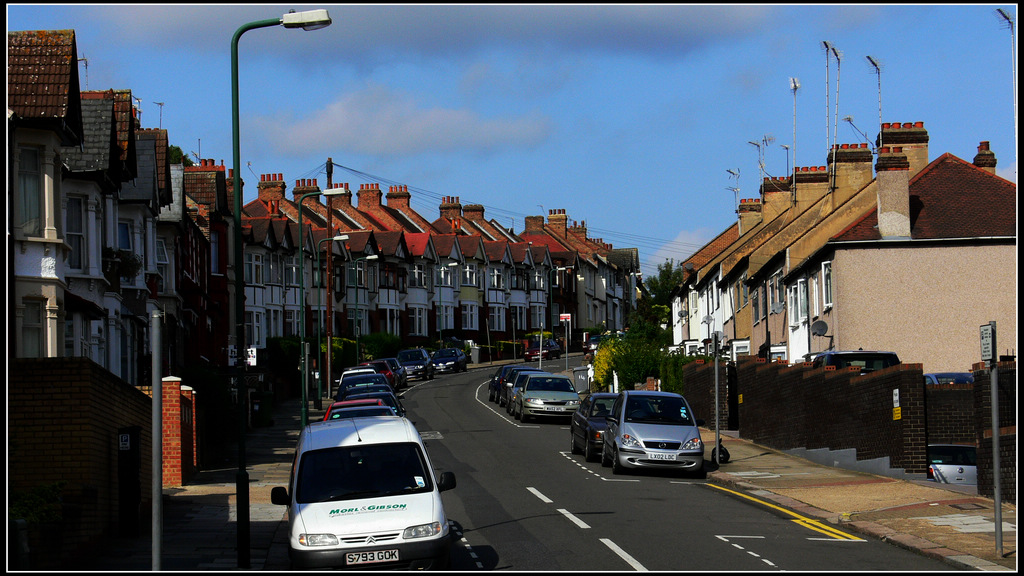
left=771, top=302, right=785, bottom=315
left=678, top=310, right=686, bottom=318
left=684, top=263, right=694, bottom=271
left=810, top=320, right=829, bottom=337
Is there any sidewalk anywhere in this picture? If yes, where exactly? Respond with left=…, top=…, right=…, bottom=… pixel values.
left=83, top=357, right=1015, bottom=571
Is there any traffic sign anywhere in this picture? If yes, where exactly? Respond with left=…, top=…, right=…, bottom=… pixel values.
left=980, top=322, right=995, bottom=363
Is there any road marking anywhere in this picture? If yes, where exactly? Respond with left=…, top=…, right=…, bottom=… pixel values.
left=559, top=451, right=640, bottom=482
left=526, top=486, right=552, bottom=503
left=600, top=538, right=648, bottom=571
left=708, top=484, right=865, bottom=541
left=715, top=535, right=778, bottom=568
left=557, top=508, right=591, bottom=529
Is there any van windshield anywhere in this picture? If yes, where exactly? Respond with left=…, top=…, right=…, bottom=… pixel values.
left=296, top=442, right=431, bottom=504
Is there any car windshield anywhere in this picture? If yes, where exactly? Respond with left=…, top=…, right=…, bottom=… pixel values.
left=397, top=350, right=424, bottom=362
left=342, top=375, right=389, bottom=387
left=345, top=392, right=399, bottom=410
left=296, top=442, right=431, bottom=503
left=829, top=353, right=899, bottom=371
left=928, top=446, right=977, bottom=466
left=624, top=395, right=694, bottom=425
left=526, top=377, right=575, bottom=392
left=436, top=349, right=456, bottom=358
left=327, top=407, right=396, bottom=419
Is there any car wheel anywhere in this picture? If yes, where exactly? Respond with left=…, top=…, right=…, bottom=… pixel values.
left=601, top=443, right=612, bottom=467
left=513, top=404, right=521, bottom=421
left=488, top=387, right=495, bottom=402
left=584, top=439, right=598, bottom=462
left=570, top=430, right=582, bottom=454
left=611, top=447, right=624, bottom=475
left=521, top=409, right=530, bottom=423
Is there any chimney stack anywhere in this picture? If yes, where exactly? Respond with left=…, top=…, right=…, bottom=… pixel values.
left=257, top=172, right=286, bottom=202
left=356, top=183, right=383, bottom=211
left=386, top=184, right=412, bottom=210
left=439, top=195, right=463, bottom=221
left=875, top=146, right=912, bottom=239
left=463, top=204, right=485, bottom=221
left=879, top=122, right=928, bottom=176
left=737, top=198, right=762, bottom=235
left=828, top=142, right=874, bottom=205
left=524, top=215, right=544, bottom=233
left=548, top=209, right=568, bottom=238
left=973, top=141, right=997, bottom=175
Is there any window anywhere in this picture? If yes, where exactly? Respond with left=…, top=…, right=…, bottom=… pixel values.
left=788, top=279, right=808, bottom=325
left=410, top=264, right=427, bottom=288
left=751, top=285, right=761, bottom=322
left=23, top=300, right=44, bottom=358
left=65, top=196, right=86, bottom=270
left=118, top=221, right=133, bottom=251
left=285, top=255, right=299, bottom=286
left=18, top=147, right=43, bottom=236
left=380, top=264, right=399, bottom=289
left=210, top=231, right=221, bottom=275
left=489, top=267, right=504, bottom=289
left=437, top=304, right=454, bottom=331
left=510, top=305, right=526, bottom=333
left=284, top=310, right=297, bottom=337
left=156, top=239, right=169, bottom=293
left=461, top=302, right=478, bottom=330
left=821, top=261, right=833, bottom=309
left=245, top=311, right=264, bottom=348
left=409, top=307, right=428, bottom=336
left=489, top=307, right=506, bottom=332
left=245, top=253, right=264, bottom=285
left=462, top=263, right=478, bottom=288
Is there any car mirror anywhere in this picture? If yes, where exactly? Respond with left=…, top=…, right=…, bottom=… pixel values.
left=271, top=486, right=290, bottom=506
left=437, top=471, right=457, bottom=492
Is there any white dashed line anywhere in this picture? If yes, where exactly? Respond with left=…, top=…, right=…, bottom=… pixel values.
left=600, top=538, right=648, bottom=571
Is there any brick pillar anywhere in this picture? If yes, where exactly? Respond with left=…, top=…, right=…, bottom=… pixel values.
left=161, top=376, right=183, bottom=487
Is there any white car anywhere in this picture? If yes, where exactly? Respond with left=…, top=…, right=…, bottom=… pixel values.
left=272, top=416, right=456, bottom=569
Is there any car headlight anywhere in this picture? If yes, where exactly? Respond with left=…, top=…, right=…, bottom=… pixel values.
left=620, top=434, right=642, bottom=449
left=299, top=533, right=340, bottom=547
left=524, top=397, right=542, bottom=405
left=682, top=437, right=703, bottom=451
left=403, top=521, right=444, bottom=540
left=566, top=399, right=580, bottom=407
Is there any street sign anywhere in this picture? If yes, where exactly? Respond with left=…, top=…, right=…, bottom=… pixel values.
left=559, top=313, right=571, bottom=322
left=980, top=322, right=995, bottom=363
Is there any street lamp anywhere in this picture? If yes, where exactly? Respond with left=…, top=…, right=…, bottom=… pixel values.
left=231, top=10, right=330, bottom=568
left=351, top=255, right=378, bottom=365
left=316, top=234, right=348, bottom=409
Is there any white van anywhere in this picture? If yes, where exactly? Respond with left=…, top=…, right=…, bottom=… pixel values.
left=271, top=416, right=456, bottom=569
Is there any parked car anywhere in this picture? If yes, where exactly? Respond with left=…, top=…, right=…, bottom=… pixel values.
left=323, top=398, right=396, bottom=421
left=271, top=416, right=456, bottom=569
left=602, top=389, right=706, bottom=477
left=487, top=364, right=529, bottom=403
left=431, top=347, right=468, bottom=373
left=343, top=390, right=407, bottom=418
left=397, top=348, right=435, bottom=381
left=360, top=360, right=399, bottom=390
left=379, top=357, right=408, bottom=390
left=924, top=372, right=974, bottom=386
left=510, top=373, right=581, bottom=423
left=809, top=350, right=900, bottom=374
left=334, top=375, right=393, bottom=402
left=570, top=393, right=617, bottom=462
left=523, top=338, right=562, bottom=362
left=505, top=368, right=547, bottom=415
left=585, top=335, right=604, bottom=355
left=333, top=367, right=379, bottom=398
left=926, top=444, right=977, bottom=485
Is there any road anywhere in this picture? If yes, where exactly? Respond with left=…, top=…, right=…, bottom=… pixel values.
left=400, top=363, right=955, bottom=571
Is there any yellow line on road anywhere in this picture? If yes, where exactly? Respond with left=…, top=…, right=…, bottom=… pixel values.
left=707, top=483, right=863, bottom=541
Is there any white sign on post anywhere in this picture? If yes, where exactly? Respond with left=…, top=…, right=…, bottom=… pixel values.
left=980, top=323, right=995, bottom=363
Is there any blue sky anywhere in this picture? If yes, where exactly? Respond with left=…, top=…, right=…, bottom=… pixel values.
left=8, top=4, right=1017, bottom=277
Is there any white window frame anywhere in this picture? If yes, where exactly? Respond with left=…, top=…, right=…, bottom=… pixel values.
left=156, top=238, right=170, bottom=293
left=462, top=263, right=478, bottom=288
left=488, top=306, right=506, bottom=332
left=410, top=263, right=427, bottom=288
left=18, top=146, right=43, bottom=237
left=461, top=302, right=479, bottom=330
left=821, top=261, right=833, bottom=310
left=66, top=195, right=86, bottom=271
left=410, top=306, right=429, bottom=336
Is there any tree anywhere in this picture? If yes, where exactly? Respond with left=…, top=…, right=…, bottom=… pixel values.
left=643, top=259, right=686, bottom=309
left=169, top=145, right=194, bottom=167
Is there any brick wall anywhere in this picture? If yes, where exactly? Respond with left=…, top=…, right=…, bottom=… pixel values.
left=731, top=357, right=928, bottom=473
left=679, top=358, right=730, bottom=428
left=925, top=382, right=975, bottom=444
left=9, top=358, right=199, bottom=569
left=972, top=362, right=1016, bottom=503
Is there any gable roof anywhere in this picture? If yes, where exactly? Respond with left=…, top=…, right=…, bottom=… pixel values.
left=832, top=153, right=1017, bottom=242
left=7, top=29, right=83, bottom=145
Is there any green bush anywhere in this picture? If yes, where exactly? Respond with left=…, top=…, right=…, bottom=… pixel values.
left=9, top=482, right=66, bottom=525
left=360, top=332, right=403, bottom=361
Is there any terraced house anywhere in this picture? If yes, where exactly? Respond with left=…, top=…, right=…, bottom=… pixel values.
left=671, top=122, right=1016, bottom=375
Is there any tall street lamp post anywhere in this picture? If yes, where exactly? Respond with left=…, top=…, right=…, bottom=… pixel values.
left=316, top=234, right=348, bottom=404
left=231, top=10, right=331, bottom=567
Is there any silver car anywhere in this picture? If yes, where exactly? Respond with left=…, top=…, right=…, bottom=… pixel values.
left=511, top=373, right=581, bottom=422
left=602, top=390, right=706, bottom=477
left=927, top=444, right=977, bottom=485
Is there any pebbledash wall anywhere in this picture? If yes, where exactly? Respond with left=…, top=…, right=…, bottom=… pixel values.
left=8, top=358, right=197, bottom=569
left=677, top=356, right=1015, bottom=504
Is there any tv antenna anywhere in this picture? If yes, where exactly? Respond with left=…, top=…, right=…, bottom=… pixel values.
left=78, top=56, right=89, bottom=90
left=995, top=9, right=1017, bottom=139
left=866, top=56, right=883, bottom=150
left=153, top=102, right=165, bottom=129
left=843, top=115, right=872, bottom=149
left=789, top=77, right=800, bottom=189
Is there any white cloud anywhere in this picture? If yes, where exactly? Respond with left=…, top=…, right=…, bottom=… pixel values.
left=253, top=83, right=552, bottom=158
